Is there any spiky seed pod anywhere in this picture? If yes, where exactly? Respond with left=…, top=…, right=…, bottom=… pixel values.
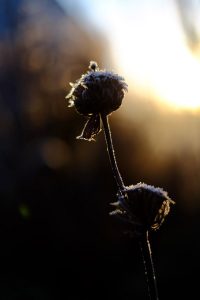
left=66, top=61, right=128, bottom=141
left=110, top=182, right=175, bottom=237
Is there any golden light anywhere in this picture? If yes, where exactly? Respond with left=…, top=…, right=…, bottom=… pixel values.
left=108, top=1, right=200, bottom=111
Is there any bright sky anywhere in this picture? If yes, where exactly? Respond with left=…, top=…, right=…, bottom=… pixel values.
left=58, top=0, right=200, bottom=111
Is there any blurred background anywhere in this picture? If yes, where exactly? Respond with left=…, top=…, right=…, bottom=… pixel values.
left=0, top=0, right=200, bottom=299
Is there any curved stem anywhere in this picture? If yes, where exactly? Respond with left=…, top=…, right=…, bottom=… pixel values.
left=100, top=114, right=125, bottom=191
left=140, top=231, right=159, bottom=300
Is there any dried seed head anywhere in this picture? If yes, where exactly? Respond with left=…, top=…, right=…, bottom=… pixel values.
left=66, top=61, right=128, bottom=141
left=66, top=61, right=128, bottom=116
left=110, top=182, right=175, bottom=237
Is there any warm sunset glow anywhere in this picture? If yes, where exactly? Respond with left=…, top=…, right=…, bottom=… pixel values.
left=108, top=2, right=200, bottom=111
left=59, top=0, right=200, bottom=110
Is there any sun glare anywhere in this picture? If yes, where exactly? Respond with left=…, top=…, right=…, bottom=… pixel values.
left=60, top=0, right=200, bottom=110
left=108, top=1, right=200, bottom=111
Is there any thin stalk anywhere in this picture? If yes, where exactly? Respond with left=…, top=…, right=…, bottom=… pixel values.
left=140, top=231, right=159, bottom=300
left=101, top=114, right=158, bottom=300
left=100, top=114, right=125, bottom=191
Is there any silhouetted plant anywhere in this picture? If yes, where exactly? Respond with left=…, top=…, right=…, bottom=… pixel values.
left=66, top=61, right=175, bottom=300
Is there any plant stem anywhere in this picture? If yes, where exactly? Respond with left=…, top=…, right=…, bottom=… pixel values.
left=100, top=114, right=125, bottom=191
left=101, top=114, right=158, bottom=300
left=140, top=231, right=159, bottom=300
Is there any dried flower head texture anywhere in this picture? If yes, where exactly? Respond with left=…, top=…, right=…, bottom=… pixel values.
left=110, top=182, right=175, bottom=237
left=66, top=61, right=128, bottom=141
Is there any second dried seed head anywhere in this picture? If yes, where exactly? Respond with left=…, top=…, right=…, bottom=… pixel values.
left=110, top=182, right=175, bottom=237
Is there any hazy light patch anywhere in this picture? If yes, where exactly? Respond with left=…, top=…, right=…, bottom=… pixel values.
left=108, top=1, right=200, bottom=110
left=58, top=0, right=200, bottom=110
